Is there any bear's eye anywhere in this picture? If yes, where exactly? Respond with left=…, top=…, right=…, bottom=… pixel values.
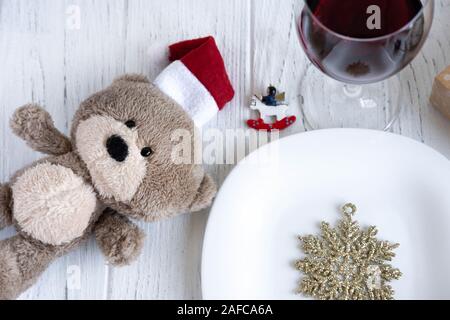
left=141, top=147, right=153, bottom=158
left=125, top=120, right=136, bottom=128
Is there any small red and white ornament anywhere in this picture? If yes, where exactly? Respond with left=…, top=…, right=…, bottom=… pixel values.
left=247, top=86, right=296, bottom=131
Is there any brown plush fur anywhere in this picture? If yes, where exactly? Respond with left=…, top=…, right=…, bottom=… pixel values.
left=94, top=208, right=145, bottom=266
left=11, top=105, right=72, bottom=156
left=70, top=74, right=215, bottom=221
left=0, top=235, right=58, bottom=300
left=0, top=74, right=217, bottom=299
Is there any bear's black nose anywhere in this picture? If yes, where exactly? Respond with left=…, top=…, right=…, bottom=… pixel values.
left=106, top=135, right=129, bottom=162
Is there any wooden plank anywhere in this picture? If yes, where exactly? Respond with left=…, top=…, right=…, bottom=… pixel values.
left=0, top=0, right=448, bottom=300
left=392, top=4, right=450, bottom=155
left=62, top=0, right=130, bottom=300
left=250, top=0, right=307, bottom=138
left=0, top=0, right=68, bottom=300
left=252, top=0, right=450, bottom=158
left=415, top=1, right=450, bottom=156
left=107, top=0, right=252, bottom=300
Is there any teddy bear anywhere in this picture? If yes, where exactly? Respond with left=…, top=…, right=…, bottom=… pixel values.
left=0, top=36, right=234, bottom=300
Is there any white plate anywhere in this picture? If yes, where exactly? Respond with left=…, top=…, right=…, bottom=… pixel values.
left=202, top=129, right=450, bottom=300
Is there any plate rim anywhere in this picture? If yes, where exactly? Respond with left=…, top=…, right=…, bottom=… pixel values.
left=201, top=128, right=450, bottom=299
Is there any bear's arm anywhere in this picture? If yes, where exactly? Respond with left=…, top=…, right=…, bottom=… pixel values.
left=10, top=104, right=72, bottom=156
left=94, top=208, right=145, bottom=266
left=190, top=173, right=217, bottom=213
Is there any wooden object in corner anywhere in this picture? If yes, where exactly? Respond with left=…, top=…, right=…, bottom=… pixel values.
left=430, top=65, right=450, bottom=119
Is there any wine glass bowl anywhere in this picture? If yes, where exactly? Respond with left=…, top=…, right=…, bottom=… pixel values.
left=297, top=0, right=434, bottom=130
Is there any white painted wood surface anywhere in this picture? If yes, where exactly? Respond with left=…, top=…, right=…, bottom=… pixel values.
left=0, top=0, right=449, bottom=300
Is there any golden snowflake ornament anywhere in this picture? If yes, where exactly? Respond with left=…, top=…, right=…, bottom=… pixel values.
left=296, top=203, right=402, bottom=300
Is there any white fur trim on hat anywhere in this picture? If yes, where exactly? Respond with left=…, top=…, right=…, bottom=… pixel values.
left=154, top=61, right=218, bottom=127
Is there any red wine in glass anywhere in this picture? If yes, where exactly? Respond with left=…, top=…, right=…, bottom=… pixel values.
left=299, top=0, right=427, bottom=84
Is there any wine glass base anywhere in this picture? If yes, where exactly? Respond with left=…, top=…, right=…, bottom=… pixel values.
left=300, top=67, right=403, bottom=131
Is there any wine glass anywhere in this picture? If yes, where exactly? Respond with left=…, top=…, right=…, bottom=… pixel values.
left=297, top=0, right=434, bottom=130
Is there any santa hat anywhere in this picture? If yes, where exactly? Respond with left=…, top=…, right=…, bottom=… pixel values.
left=154, top=36, right=234, bottom=127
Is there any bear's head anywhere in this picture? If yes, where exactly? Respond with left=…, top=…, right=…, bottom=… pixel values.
left=71, top=74, right=216, bottom=222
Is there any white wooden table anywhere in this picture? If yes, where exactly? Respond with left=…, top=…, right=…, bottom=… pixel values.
left=0, top=0, right=449, bottom=300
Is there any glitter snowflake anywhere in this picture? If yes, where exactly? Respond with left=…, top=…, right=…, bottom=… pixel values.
left=296, top=203, right=402, bottom=300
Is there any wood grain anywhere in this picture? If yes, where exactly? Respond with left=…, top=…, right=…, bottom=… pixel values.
left=0, top=0, right=448, bottom=299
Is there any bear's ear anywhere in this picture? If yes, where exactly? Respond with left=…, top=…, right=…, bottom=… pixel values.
left=112, top=74, right=150, bottom=85
left=190, top=174, right=217, bottom=213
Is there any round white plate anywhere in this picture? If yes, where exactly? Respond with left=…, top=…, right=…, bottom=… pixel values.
left=202, top=129, right=450, bottom=300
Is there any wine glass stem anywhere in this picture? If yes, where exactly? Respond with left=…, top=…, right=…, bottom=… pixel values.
left=343, top=84, right=362, bottom=98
